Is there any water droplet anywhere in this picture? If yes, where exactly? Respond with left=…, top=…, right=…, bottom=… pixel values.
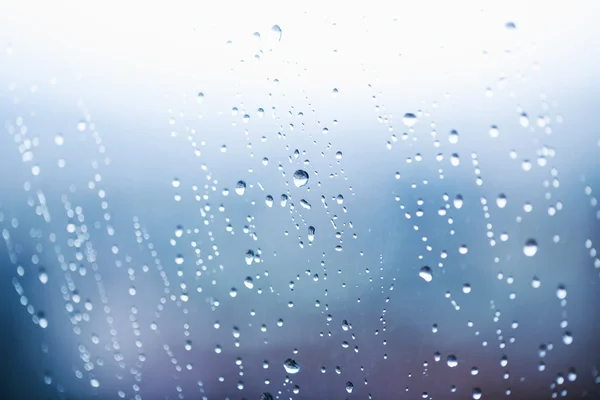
left=293, top=170, right=309, bottom=188
left=505, top=21, right=517, bottom=30
left=271, top=25, right=282, bottom=41
left=556, top=284, right=567, bottom=299
left=77, top=121, right=87, bottom=131
left=448, top=130, right=459, bottom=144
left=496, top=193, right=508, bottom=208
left=308, top=226, right=315, bottom=241
left=175, top=255, right=184, bottom=264
left=229, top=288, right=238, bottom=297
left=245, top=250, right=254, bottom=265
left=265, top=195, right=274, bottom=207
left=345, top=381, right=354, bottom=394
left=244, top=277, right=254, bottom=289
left=532, top=276, right=541, bottom=288
left=402, top=113, right=417, bottom=127
left=419, top=266, right=432, bottom=282
left=450, top=153, right=460, bottom=166
left=90, top=379, right=100, bottom=388
left=197, top=92, right=205, bottom=103
left=519, top=112, right=530, bottom=128
left=462, top=284, right=471, bottom=294
left=454, top=195, right=464, bottom=209
left=54, top=134, right=64, bottom=145
left=335, top=151, right=343, bottom=160
left=472, top=388, right=483, bottom=400
left=446, top=355, right=458, bottom=368
left=283, top=358, right=300, bottom=374
left=39, top=269, right=48, bottom=284
left=489, top=125, right=500, bottom=138
left=562, top=331, right=573, bottom=345
left=261, top=393, right=274, bottom=400
left=235, top=180, right=246, bottom=195
left=175, top=225, right=184, bottom=237
left=523, top=239, right=538, bottom=257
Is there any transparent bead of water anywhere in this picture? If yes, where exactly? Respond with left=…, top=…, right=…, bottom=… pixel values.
left=235, top=180, right=246, bottom=195
left=271, top=25, right=282, bottom=42
left=283, top=358, right=300, bottom=374
left=523, top=239, right=538, bottom=257
left=402, top=113, right=417, bottom=127
left=419, top=266, right=432, bottom=282
left=293, top=170, right=309, bottom=188
left=446, top=355, right=458, bottom=368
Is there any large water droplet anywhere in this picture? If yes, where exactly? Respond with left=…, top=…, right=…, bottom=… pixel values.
left=283, top=358, right=300, bottom=374
left=244, top=277, right=254, bottom=289
left=448, top=130, right=459, bottom=144
left=446, top=355, right=458, bottom=368
left=489, top=125, right=500, bottom=138
left=496, top=193, right=508, bottom=208
left=562, top=331, right=573, bottom=345
left=271, top=25, right=282, bottom=42
left=293, top=170, right=309, bottom=188
left=345, top=381, right=354, bottom=394
left=556, top=284, right=567, bottom=299
left=519, top=112, right=530, bottom=128
left=402, top=113, right=417, bottom=127
left=235, top=180, right=246, bottom=195
left=523, top=239, right=538, bottom=257
left=419, top=266, right=432, bottom=282
left=308, top=226, right=315, bottom=241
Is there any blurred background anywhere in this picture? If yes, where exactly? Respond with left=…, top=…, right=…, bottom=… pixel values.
left=0, top=0, right=599, bottom=398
